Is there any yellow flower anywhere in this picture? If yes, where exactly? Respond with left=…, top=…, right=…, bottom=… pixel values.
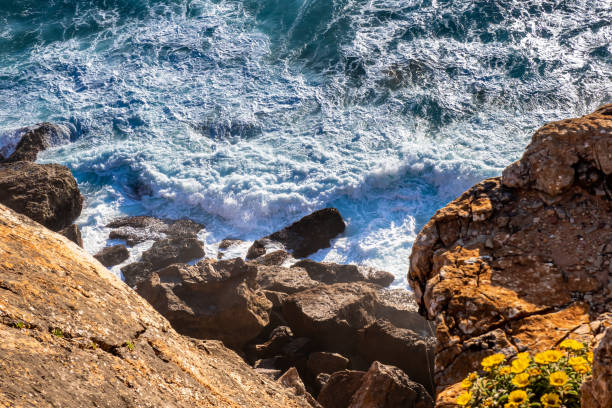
left=587, top=351, right=593, bottom=364
left=541, top=393, right=561, bottom=408
left=468, top=372, right=478, bottom=381
left=508, top=390, right=528, bottom=405
left=483, top=400, right=493, bottom=407
left=549, top=371, right=568, bottom=387
left=534, top=352, right=549, bottom=365
left=559, top=339, right=584, bottom=351
left=569, top=356, right=587, bottom=368
left=481, top=353, right=506, bottom=368
left=461, top=377, right=472, bottom=389
left=516, top=352, right=530, bottom=361
left=529, top=367, right=541, bottom=376
left=504, top=403, right=518, bottom=408
left=573, top=363, right=590, bottom=374
left=511, top=358, right=529, bottom=373
left=499, top=365, right=511, bottom=375
left=544, top=350, right=563, bottom=363
left=456, top=391, right=472, bottom=406
left=511, top=373, right=530, bottom=388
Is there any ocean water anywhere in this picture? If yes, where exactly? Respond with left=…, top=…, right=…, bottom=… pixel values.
left=0, top=0, right=610, bottom=285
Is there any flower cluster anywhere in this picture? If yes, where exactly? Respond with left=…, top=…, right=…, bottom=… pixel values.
left=456, top=339, right=592, bottom=408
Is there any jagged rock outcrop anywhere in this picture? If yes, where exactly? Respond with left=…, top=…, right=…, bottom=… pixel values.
left=247, top=208, right=346, bottom=259
left=94, top=244, right=129, bottom=267
left=137, top=258, right=272, bottom=349
left=59, top=223, right=83, bottom=247
left=292, top=259, right=394, bottom=287
left=408, top=104, right=612, bottom=405
left=0, top=161, right=83, bottom=231
left=317, top=362, right=433, bottom=408
left=0, top=122, right=71, bottom=163
left=0, top=203, right=313, bottom=407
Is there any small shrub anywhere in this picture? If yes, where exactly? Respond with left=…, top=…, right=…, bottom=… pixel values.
left=125, top=341, right=134, bottom=351
left=13, top=321, right=25, bottom=329
left=51, top=328, right=64, bottom=337
left=456, top=339, right=592, bottom=408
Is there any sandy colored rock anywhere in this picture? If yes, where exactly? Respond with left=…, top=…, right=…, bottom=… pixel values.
left=408, top=104, right=612, bottom=404
left=581, top=326, right=612, bottom=408
left=0, top=203, right=313, bottom=407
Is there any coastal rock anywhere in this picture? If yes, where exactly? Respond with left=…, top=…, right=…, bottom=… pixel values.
left=247, top=208, right=346, bottom=259
left=358, top=319, right=435, bottom=396
left=257, top=265, right=320, bottom=294
left=581, top=326, right=612, bottom=408
left=107, top=216, right=203, bottom=246
left=347, top=362, right=434, bottom=408
left=251, top=326, right=295, bottom=360
left=137, top=258, right=272, bottom=349
left=0, top=203, right=313, bottom=408
left=278, top=367, right=321, bottom=408
left=254, top=249, right=291, bottom=266
left=121, top=261, right=153, bottom=287
left=307, top=351, right=349, bottom=376
left=408, top=104, right=612, bottom=403
left=94, top=244, right=129, bottom=267
left=58, top=223, right=83, bottom=247
left=317, top=370, right=365, bottom=408
left=0, top=161, right=83, bottom=231
left=281, top=282, right=379, bottom=354
left=1, top=122, right=70, bottom=163
left=292, top=259, right=394, bottom=287
left=140, top=237, right=205, bottom=269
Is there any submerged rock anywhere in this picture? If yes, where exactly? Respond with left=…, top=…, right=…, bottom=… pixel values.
left=247, top=208, right=346, bottom=259
left=94, top=244, right=129, bottom=267
left=0, top=162, right=83, bottom=231
left=137, top=258, right=272, bottom=349
left=0, top=203, right=313, bottom=407
left=408, top=104, right=612, bottom=403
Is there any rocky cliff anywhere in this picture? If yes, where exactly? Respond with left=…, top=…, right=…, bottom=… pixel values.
left=0, top=203, right=314, bottom=407
left=408, top=104, right=612, bottom=406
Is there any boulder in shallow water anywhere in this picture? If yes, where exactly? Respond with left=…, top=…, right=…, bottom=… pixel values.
left=1, top=122, right=70, bottom=163
left=247, top=208, right=346, bottom=259
left=137, top=257, right=272, bottom=349
left=140, top=237, right=205, bottom=269
left=0, top=161, right=83, bottom=231
left=94, top=244, right=130, bottom=267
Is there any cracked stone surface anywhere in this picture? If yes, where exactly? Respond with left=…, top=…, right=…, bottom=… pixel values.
left=0, top=203, right=313, bottom=407
left=408, top=104, right=612, bottom=406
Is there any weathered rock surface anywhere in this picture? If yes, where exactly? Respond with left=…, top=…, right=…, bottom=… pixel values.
left=247, top=208, right=346, bottom=259
left=358, top=319, right=435, bottom=396
left=408, top=104, right=612, bottom=404
left=137, top=258, right=272, bottom=349
left=108, top=216, right=203, bottom=246
left=307, top=351, right=349, bottom=376
left=254, top=249, right=291, bottom=266
left=293, top=259, right=394, bottom=287
left=0, top=122, right=71, bottom=163
left=94, top=244, right=129, bottom=267
left=317, top=370, right=365, bottom=408
left=140, top=236, right=205, bottom=268
left=0, top=204, right=313, bottom=407
left=347, top=362, right=434, bottom=408
left=581, top=325, right=612, bottom=408
left=257, top=265, right=320, bottom=294
left=278, top=367, right=322, bottom=407
left=59, top=223, right=83, bottom=247
left=0, top=161, right=83, bottom=231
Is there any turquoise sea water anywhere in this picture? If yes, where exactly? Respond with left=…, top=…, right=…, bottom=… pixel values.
left=0, top=0, right=611, bottom=284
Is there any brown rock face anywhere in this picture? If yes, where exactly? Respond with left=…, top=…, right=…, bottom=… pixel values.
left=247, top=208, right=346, bottom=259
left=1, top=122, right=70, bottom=163
left=137, top=258, right=272, bottom=349
left=58, top=223, right=83, bottom=247
left=257, top=265, right=320, bottom=294
left=0, top=161, right=83, bottom=231
left=581, top=326, right=612, bottom=408
left=0, top=204, right=313, bottom=407
left=94, top=244, right=130, bottom=267
left=292, top=259, right=394, bottom=287
left=347, top=362, right=434, bottom=408
left=317, top=370, right=365, bottom=408
left=408, top=104, right=612, bottom=403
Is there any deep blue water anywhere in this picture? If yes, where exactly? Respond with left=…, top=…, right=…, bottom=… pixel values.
left=0, top=0, right=611, bottom=284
